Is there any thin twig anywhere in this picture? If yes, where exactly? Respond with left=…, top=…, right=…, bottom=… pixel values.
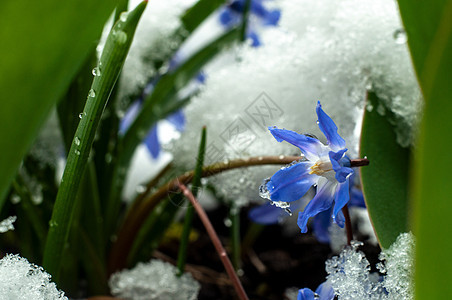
left=178, top=183, right=249, bottom=300
left=342, top=205, right=353, bottom=245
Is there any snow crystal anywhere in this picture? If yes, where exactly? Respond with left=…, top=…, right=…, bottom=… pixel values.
left=325, top=232, right=414, bottom=299
left=0, top=216, right=16, bottom=233
left=109, top=259, right=200, bottom=300
left=377, top=232, right=415, bottom=300
left=0, top=254, right=67, bottom=300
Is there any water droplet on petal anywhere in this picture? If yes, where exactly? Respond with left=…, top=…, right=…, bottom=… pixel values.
left=88, top=89, right=96, bottom=97
left=259, top=178, right=272, bottom=200
left=393, top=28, right=407, bottom=44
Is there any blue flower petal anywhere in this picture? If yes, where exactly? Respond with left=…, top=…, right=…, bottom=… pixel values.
left=315, top=281, right=335, bottom=300
left=316, top=101, right=346, bottom=151
left=332, top=178, right=351, bottom=224
left=266, top=161, right=317, bottom=203
left=248, top=202, right=283, bottom=225
left=144, top=126, right=160, bottom=159
left=312, top=209, right=331, bottom=243
left=333, top=208, right=345, bottom=228
left=119, top=100, right=142, bottom=135
left=269, top=127, right=324, bottom=161
left=167, top=110, right=185, bottom=132
left=297, top=288, right=315, bottom=300
left=297, top=180, right=335, bottom=233
left=219, top=9, right=239, bottom=26
left=263, top=9, right=281, bottom=26
left=329, top=149, right=347, bottom=170
left=247, top=31, right=261, bottom=47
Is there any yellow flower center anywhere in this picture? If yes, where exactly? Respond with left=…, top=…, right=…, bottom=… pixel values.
left=309, top=160, right=333, bottom=176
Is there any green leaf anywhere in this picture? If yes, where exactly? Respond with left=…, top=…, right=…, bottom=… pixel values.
left=360, top=91, right=410, bottom=249
left=42, top=1, right=147, bottom=280
left=181, top=0, right=226, bottom=34
left=396, top=0, right=452, bottom=298
left=0, top=0, right=119, bottom=206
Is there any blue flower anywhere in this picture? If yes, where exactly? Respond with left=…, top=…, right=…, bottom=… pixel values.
left=250, top=179, right=365, bottom=244
left=260, top=101, right=354, bottom=233
left=297, top=280, right=334, bottom=300
left=119, top=97, right=185, bottom=159
left=219, top=0, right=281, bottom=47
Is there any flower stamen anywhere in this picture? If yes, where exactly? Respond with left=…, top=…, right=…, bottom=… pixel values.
left=309, top=160, right=333, bottom=175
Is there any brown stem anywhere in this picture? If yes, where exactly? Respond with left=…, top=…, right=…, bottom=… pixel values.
left=109, top=155, right=301, bottom=273
left=177, top=183, right=249, bottom=300
left=350, top=158, right=369, bottom=167
left=342, top=205, right=353, bottom=245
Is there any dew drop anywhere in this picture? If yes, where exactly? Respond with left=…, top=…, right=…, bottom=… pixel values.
left=393, top=29, right=407, bottom=44
left=74, top=150, right=81, bottom=156
left=259, top=178, right=272, bottom=200
left=114, top=30, right=128, bottom=44
left=136, top=185, right=146, bottom=194
left=316, top=120, right=320, bottom=125
left=49, top=220, right=58, bottom=228
left=74, top=137, right=81, bottom=146
left=223, top=218, right=232, bottom=227
left=88, top=89, right=96, bottom=97
left=258, top=156, right=263, bottom=161
left=119, top=12, right=129, bottom=22
left=92, top=67, right=101, bottom=77
left=78, top=112, right=84, bottom=119
left=105, top=153, right=113, bottom=163
left=279, top=155, right=285, bottom=159
left=11, top=194, right=21, bottom=204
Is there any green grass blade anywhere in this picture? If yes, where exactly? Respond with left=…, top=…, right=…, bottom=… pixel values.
left=42, top=1, right=147, bottom=280
left=176, top=127, right=207, bottom=276
left=396, top=0, right=452, bottom=297
left=0, top=0, right=118, bottom=206
left=181, top=0, right=226, bottom=34
left=360, top=92, right=410, bottom=248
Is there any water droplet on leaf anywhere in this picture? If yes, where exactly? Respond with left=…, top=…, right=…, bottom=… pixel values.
left=393, top=29, right=407, bottom=44
left=88, top=89, right=96, bottom=97
left=92, top=67, right=101, bottom=77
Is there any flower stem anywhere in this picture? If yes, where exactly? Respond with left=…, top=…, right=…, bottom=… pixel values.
left=342, top=205, right=353, bottom=245
left=178, top=183, right=249, bottom=300
left=350, top=158, right=369, bottom=167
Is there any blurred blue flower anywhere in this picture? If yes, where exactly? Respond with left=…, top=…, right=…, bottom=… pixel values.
left=219, top=0, right=281, bottom=47
left=260, top=101, right=354, bottom=233
left=297, top=280, right=334, bottom=300
left=119, top=94, right=185, bottom=159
